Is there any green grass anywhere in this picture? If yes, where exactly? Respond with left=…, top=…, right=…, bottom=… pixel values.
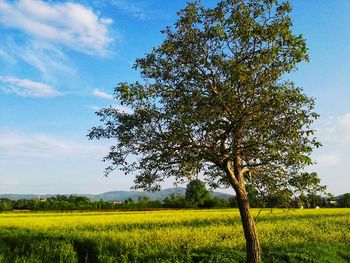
left=0, top=208, right=349, bottom=262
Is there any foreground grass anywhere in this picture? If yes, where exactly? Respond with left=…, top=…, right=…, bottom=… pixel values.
left=0, top=208, right=349, bottom=262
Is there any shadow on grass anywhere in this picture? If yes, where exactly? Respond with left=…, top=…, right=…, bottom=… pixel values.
left=0, top=228, right=349, bottom=263
left=261, top=242, right=350, bottom=263
left=0, top=230, right=99, bottom=263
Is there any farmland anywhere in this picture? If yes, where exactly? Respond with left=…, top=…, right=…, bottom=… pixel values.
left=0, top=208, right=349, bottom=262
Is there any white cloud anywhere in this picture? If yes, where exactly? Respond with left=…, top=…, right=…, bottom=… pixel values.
left=314, top=153, right=341, bottom=167
left=325, top=114, right=350, bottom=142
left=16, top=41, right=75, bottom=80
left=0, top=130, right=127, bottom=194
left=0, top=0, right=113, bottom=55
left=0, top=131, right=106, bottom=158
left=111, top=0, right=147, bottom=20
left=0, top=47, right=16, bottom=64
left=0, top=35, right=77, bottom=86
left=0, top=76, right=61, bottom=97
left=93, top=89, right=113, bottom=100
left=86, top=105, right=101, bottom=111
left=312, top=113, right=350, bottom=194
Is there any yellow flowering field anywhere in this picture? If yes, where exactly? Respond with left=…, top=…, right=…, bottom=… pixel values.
left=0, top=208, right=349, bottom=262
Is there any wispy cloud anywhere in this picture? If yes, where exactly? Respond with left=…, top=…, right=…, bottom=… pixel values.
left=111, top=0, right=148, bottom=20
left=0, top=39, right=76, bottom=83
left=0, top=76, right=61, bottom=97
left=312, top=113, right=350, bottom=194
left=86, top=105, right=101, bottom=111
left=16, top=41, right=75, bottom=80
left=0, top=0, right=113, bottom=55
left=0, top=131, right=106, bottom=158
left=0, top=47, right=16, bottom=64
left=318, top=113, right=350, bottom=143
left=92, top=89, right=113, bottom=100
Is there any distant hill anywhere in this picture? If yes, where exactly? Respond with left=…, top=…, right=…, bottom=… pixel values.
left=0, top=194, right=54, bottom=201
left=335, top=193, right=349, bottom=200
left=91, top=187, right=186, bottom=201
left=0, top=187, right=233, bottom=201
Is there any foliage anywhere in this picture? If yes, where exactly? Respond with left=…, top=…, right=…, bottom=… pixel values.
left=203, top=197, right=231, bottom=208
left=245, top=185, right=263, bottom=208
left=305, top=193, right=323, bottom=208
left=0, top=194, right=233, bottom=211
left=0, top=200, right=12, bottom=211
left=337, top=193, right=350, bottom=208
left=1, top=191, right=339, bottom=211
left=88, top=0, right=323, bottom=198
left=296, top=193, right=324, bottom=208
left=162, top=193, right=186, bottom=208
left=88, top=0, right=325, bottom=260
left=185, top=179, right=211, bottom=208
left=0, top=209, right=349, bottom=262
left=228, top=196, right=238, bottom=208
left=0, top=195, right=114, bottom=211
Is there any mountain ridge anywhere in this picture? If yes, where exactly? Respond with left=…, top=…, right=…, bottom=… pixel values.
left=0, top=187, right=233, bottom=201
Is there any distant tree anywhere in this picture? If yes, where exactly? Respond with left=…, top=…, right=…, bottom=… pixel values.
left=296, top=193, right=308, bottom=208
left=163, top=193, right=186, bottom=208
left=245, top=184, right=292, bottom=208
left=0, top=199, right=12, bottom=211
left=306, top=193, right=323, bottom=208
left=324, top=193, right=336, bottom=207
left=185, top=179, right=211, bottom=208
left=337, top=193, right=350, bottom=208
left=125, top=198, right=134, bottom=203
left=89, top=0, right=324, bottom=261
left=263, top=189, right=292, bottom=208
left=297, top=192, right=325, bottom=208
left=137, top=195, right=151, bottom=203
left=203, top=197, right=230, bottom=208
left=228, top=196, right=238, bottom=208
left=245, top=184, right=262, bottom=208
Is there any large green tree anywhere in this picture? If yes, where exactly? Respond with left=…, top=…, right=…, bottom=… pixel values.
left=185, top=179, right=211, bottom=208
left=337, top=193, right=350, bottom=208
left=89, top=0, right=324, bottom=261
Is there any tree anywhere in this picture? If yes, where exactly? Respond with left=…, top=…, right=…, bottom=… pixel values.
left=137, top=195, right=151, bottom=203
left=245, top=184, right=262, bottom=208
left=305, top=193, right=323, bottom=208
left=0, top=199, right=12, bottom=211
left=264, top=189, right=292, bottom=208
left=185, top=179, right=211, bottom=208
left=228, top=196, right=238, bottom=208
left=337, top=193, right=350, bottom=208
left=203, top=196, right=230, bottom=208
left=88, top=0, right=324, bottom=261
left=163, top=193, right=186, bottom=208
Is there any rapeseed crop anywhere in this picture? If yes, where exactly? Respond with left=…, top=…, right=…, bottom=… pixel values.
left=0, top=209, right=349, bottom=262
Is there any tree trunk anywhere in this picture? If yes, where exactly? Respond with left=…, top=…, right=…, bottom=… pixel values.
left=235, top=185, right=261, bottom=263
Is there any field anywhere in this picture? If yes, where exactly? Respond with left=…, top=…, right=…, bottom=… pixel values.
left=0, top=209, right=349, bottom=263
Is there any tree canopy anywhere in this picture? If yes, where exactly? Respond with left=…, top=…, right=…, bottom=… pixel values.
left=89, top=0, right=321, bottom=194
left=338, top=193, right=350, bottom=208
left=185, top=179, right=211, bottom=208
left=89, top=0, right=324, bottom=261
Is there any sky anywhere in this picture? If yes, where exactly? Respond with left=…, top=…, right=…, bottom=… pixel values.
left=0, top=0, right=349, bottom=195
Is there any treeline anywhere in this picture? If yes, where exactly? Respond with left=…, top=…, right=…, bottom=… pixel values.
left=1, top=193, right=348, bottom=212
left=1, top=180, right=349, bottom=211
left=0, top=194, right=235, bottom=212
left=0, top=180, right=235, bottom=211
left=245, top=184, right=350, bottom=209
left=0, top=195, right=117, bottom=211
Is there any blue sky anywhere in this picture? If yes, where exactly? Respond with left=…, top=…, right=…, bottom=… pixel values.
left=0, top=0, right=349, bottom=195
